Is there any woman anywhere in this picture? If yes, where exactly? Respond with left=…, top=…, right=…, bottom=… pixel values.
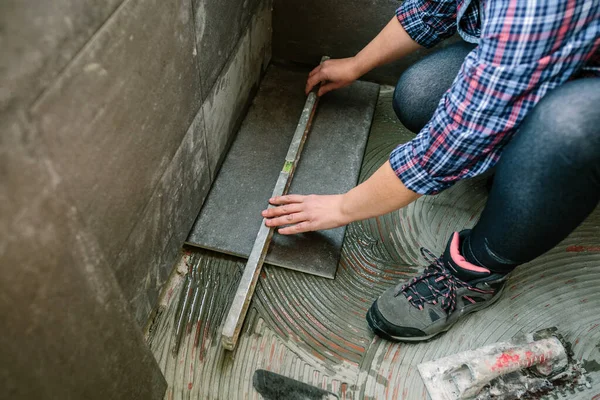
left=262, top=0, right=600, bottom=342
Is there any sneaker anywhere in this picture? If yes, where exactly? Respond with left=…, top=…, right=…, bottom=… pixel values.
left=366, top=231, right=507, bottom=342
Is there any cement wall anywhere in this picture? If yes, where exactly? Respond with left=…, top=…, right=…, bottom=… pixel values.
left=1, top=0, right=271, bottom=397
left=272, top=0, right=459, bottom=85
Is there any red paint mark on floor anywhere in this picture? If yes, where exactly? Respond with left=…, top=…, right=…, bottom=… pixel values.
left=511, top=293, right=523, bottom=301
left=188, top=382, right=193, bottom=390
left=566, top=245, right=600, bottom=252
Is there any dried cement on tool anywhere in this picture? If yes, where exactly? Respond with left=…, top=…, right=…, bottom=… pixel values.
left=418, top=328, right=591, bottom=400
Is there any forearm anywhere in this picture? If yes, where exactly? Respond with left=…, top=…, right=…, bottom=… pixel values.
left=264, top=161, right=420, bottom=234
left=354, top=17, right=423, bottom=77
left=341, top=160, right=421, bottom=223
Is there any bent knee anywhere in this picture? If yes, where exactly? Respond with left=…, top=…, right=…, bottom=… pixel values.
left=392, top=42, right=476, bottom=133
left=393, top=66, right=440, bottom=133
left=523, top=79, right=600, bottom=163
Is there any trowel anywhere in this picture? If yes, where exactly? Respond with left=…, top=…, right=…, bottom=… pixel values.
left=253, top=369, right=339, bottom=400
left=418, top=328, right=589, bottom=399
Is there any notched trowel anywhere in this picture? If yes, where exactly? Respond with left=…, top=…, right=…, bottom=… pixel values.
left=418, top=328, right=590, bottom=399
left=253, top=369, right=339, bottom=400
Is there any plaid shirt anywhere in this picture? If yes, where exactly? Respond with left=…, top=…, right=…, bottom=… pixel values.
left=390, top=0, right=600, bottom=195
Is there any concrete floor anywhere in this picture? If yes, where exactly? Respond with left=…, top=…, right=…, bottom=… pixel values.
left=146, top=86, right=600, bottom=399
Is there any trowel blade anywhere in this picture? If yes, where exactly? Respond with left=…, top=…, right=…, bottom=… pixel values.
left=252, top=369, right=339, bottom=400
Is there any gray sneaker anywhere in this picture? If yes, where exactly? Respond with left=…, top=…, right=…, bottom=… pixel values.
left=366, top=231, right=507, bottom=342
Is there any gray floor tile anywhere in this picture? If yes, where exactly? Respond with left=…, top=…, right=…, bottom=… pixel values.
left=187, top=65, right=379, bottom=278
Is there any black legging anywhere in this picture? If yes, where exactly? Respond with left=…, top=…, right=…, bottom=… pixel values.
left=393, top=42, right=600, bottom=273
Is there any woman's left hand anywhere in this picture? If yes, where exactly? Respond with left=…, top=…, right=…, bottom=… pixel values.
left=262, top=194, right=349, bottom=234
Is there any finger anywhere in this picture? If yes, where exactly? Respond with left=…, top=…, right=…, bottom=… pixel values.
left=265, top=212, right=308, bottom=228
left=318, top=82, right=341, bottom=97
left=262, top=203, right=303, bottom=218
left=308, top=64, right=321, bottom=78
left=305, top=71, right=325, bottom=94
left=278, top=221, right=313, bottom=235
left=269, top=195, right=306, bottom=205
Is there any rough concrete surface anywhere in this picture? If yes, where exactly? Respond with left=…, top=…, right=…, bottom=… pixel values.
left=201, top=0, right=272, bottom=178
left=31, top=0, right=202, bottom=266
left=250, top=0, right=273, bottom=77
left=187, top=65, right=378, bottom=278
left=8, top=0, right=274, bottom=330
left=1, top=114, right=166, bottom=400
left=0, top=0, right=123, bottom=113
left=193, top=0, right=263, bottom=99
left=112, top=109, right=212, bottom=325
left=272, top=0, right=462, bottom=85
left=148, top=87, right=600, bottom=399
left=113, top=0, right=271, bottom=324
left=2, top=0, right=274, bottom=396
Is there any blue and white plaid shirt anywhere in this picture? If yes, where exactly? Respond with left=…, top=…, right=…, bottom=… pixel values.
left=390, top=0, right=600, bottom=195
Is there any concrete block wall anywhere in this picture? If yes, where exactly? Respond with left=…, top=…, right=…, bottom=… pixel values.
left=272, top=0, right=459, bottom=85
left=1, top=0, right=271, bottom=397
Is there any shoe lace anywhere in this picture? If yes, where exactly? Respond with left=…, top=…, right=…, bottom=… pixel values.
left=393, top=247, right=477, bottom=315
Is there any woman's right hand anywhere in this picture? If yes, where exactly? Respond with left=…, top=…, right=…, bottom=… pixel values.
left=305, top=57, right=362, bottom=97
